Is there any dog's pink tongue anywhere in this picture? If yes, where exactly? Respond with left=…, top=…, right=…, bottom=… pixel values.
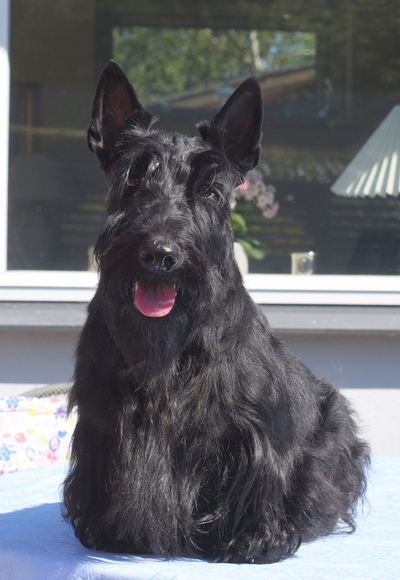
left=135, top=281, right=176, bottom=317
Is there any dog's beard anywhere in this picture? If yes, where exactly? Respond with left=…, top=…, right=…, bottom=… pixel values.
left=96, top=257, right=211, bottom=381
left=94, top=220, right=239, bottom=382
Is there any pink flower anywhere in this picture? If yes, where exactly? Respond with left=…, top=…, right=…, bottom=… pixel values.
left=236, top=182, right=248, bottom=191
left=15, top=432, right=27, bottom=443
left=232, top=170, right=279, bottom=235
left=262, top=202, right=279, bottom=219
left=256, top=194, right=272, bottom=209
left=245, top=169, right=264, bottom=184
left=234, top=182, right=249, bottom=199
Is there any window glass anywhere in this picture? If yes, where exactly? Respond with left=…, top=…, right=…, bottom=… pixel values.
left=8, top=0, right=400, bottom=274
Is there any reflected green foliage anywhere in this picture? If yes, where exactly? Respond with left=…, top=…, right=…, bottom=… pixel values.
left=113, top=26, right=316, bottom=102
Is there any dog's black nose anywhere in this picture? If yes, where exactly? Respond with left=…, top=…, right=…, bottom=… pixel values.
left=139, top=240, right=180, bottom=272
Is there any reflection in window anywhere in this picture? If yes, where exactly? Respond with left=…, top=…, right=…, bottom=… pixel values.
left=7, top=0, right=400, bottom=275
left=113, top=27, right=316, bottom=102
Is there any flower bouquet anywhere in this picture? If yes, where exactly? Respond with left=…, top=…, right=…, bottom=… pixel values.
left=231, top=169, right=279, bottom=259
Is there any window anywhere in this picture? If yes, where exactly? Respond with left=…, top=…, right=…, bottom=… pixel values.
left=1, top=0, right=399, bottom=303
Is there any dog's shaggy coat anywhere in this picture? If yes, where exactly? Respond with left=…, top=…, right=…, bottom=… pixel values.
left=63, top=61, right=369, bottom=564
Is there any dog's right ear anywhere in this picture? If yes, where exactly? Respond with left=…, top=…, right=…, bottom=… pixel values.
left=87, top=61, right=153, bottom=168
left=197, top=77, right=263, bottom=177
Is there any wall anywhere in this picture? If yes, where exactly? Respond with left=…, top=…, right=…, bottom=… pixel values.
left=285, top=333, right=400, bottom=456
left=0, top=323, right=399, bottom=456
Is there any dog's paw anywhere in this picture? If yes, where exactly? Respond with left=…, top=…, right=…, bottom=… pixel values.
left=212, top=533, right=302, bottom=564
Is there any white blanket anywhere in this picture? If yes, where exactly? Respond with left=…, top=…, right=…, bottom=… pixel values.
left=0, top=457, right=399, bottom=580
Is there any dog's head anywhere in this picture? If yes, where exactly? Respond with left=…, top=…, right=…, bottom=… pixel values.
left=88, top=61, right=263, bottom=321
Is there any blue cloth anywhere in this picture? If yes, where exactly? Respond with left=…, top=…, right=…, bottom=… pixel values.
left=0, top=457, right=399, bottom=580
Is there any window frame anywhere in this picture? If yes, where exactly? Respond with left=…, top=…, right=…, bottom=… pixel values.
left=0, top=0, right=9, bottom=274
left=1, top=1, right=399, bottom=307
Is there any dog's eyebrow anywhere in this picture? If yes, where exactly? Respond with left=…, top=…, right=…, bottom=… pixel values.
left=189, top=149, right=226, bottom=170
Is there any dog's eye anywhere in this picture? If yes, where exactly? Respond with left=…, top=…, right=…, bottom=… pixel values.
left=197, top=182, right=222, bottom=199
left=126, top=174, right=142, bottom=189
left=198, top=188, right=215, bottom=199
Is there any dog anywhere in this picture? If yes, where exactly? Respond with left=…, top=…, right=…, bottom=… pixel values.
left=63, top=61, right=369, bottom=564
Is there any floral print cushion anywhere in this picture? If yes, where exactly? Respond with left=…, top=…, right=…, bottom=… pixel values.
left=0, top=396, right=76, bottom=475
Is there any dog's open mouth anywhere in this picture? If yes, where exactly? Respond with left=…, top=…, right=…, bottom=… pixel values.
left=134, top=281, right=176, bottom=317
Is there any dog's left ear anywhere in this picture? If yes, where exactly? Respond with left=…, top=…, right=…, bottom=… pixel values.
left=88, top=60, right=153, bottom=168
left=197, top=77, right=263, bottom=175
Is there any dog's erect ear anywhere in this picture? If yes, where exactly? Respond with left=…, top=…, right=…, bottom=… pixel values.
left=197, top=77, right=263, bottom=175
left=88, top=61, right=153, bottom=167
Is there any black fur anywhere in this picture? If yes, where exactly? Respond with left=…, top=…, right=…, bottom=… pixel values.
left=63, top=61, right=369, bottom=564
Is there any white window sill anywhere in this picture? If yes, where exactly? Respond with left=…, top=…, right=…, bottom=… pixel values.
left=0, top=271, right=98, bottom=302
left=246, top=274, right=400, bottom=305
left=0, top=271, right=399, bottom=306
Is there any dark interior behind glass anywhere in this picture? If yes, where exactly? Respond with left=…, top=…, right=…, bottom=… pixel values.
left=8, top=0, right=400, bottom=273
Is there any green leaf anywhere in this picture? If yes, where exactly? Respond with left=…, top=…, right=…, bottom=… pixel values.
left=235, top=239, right=266, bottom=260
left=231, top=212, right=247, bottom=234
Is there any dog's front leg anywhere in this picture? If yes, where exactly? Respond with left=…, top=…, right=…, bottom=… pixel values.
left=63, top=297, right=129, bottom=550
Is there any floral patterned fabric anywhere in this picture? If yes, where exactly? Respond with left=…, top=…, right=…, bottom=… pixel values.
left=0, top=396, right=76, bottom=475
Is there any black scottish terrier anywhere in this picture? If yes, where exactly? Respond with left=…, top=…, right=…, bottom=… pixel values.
left=63, top=61, right=369, bottom=564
